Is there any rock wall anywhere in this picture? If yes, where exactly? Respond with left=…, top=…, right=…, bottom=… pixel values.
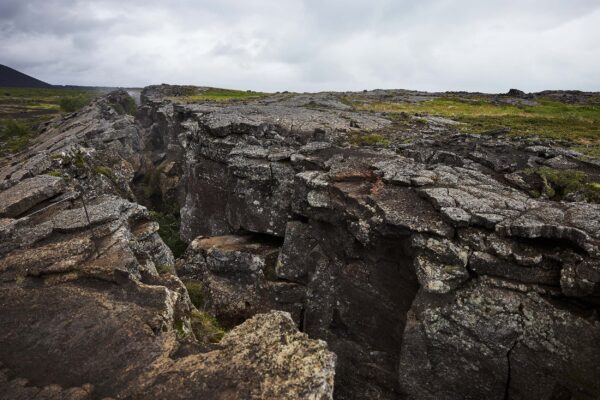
left=0, top=91, right=335, bottom=400
left=139, top=85, right=600, bottom=400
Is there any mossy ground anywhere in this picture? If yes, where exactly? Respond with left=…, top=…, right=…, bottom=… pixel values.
left=525, top=167, right=600, bottom=203
left=182, top=279, right=225, bottom=343
left=168, top=87, right=269, bottom=103
left=110, top=95, right=137, bottom=115
left=0, top=87, right=98, bottom=117
left=0, top=119, right=31, bottom=153
left=190, top=309, right=225, bottom=343
left=149, top=210, right=188, bottom=258
left=184, top=279, right=205, bottom=309
left=92, top=165, right=114, bottom=178
left=0, top=86, right=99, bottom=154
left=349, top=133, right=391, bottom=146
left=348, top=96, right=600, bottom=145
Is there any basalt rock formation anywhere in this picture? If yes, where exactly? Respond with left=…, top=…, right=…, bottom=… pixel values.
left=0, top=91, right=335, bottom=400
left=139, top=85, right=600, bottom=400
left=1, top=86, right=599, bottom=400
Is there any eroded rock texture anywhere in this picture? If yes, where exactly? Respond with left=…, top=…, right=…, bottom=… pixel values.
left=2, top=85, right=600, bottom=400
left=139, top=85, right=600, bottom=400
left=0, top=91, right=335, bottom=400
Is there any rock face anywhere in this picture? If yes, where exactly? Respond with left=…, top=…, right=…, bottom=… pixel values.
left=2, top=85, right=600, bottom=400
left=138, top=85, right=600, bottom=400
left=177, top=234, right=305, bottom=327
left=0, top=91, right=335, bottom=400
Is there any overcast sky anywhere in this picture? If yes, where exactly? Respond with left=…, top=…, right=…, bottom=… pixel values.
left=1, top=0, right=599, bottom=92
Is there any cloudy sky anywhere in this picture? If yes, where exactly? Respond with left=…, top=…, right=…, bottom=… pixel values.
left=1, top=0, right=599, bottom=92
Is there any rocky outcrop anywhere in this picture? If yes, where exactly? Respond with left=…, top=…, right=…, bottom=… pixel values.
left=2, top=85, right=599, bottom=400
left=176, top=234, right=304, bottom=327
left=139, top=85, right=600, bottom=400
left=0, top=91, right=335, bottom=400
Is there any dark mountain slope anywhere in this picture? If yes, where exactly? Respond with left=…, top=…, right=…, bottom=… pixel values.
left=0, top=64, right=52, bottom=88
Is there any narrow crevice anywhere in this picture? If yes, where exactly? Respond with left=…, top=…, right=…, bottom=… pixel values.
left=504, top=340, right=518, bottom=400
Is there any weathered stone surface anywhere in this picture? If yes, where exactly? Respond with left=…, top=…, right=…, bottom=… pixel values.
left=176, top=234, right=304, bottom=327
left=0, top=90, right=335, bottom=400
left=0, top=174, right=65, bottom=218
left=139, top=85, right=600, bottom=400
left=399, top=277, right=600, bottom=400
left=412, top=234, right=470, bottom=294
left=3, top=85, right=600, bottom=400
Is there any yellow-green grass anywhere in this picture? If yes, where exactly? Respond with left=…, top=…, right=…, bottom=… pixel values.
left=575, top=145, right=600, bottom=160
left=525, top=167, right=600, bottom=203
left=350, top=133, right=391, bottom=146
left=348, top=97, right=600, bottom=145
left=0, top=87, right=98, bottom=117
left=0, top=87, right=100, bottom=154
left=168, top=87, right=270, bottom=103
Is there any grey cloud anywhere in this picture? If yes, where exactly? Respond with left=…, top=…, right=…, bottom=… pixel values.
left=0, top=0, right=599, bottom=91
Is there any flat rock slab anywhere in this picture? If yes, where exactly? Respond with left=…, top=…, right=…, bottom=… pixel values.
left=0, top=175, right=65, bottom=218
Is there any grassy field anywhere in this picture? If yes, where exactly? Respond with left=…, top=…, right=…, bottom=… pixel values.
left=0, top=86, right=100, bottom=154
left=348, top=96, right=600, bottom=148
left=168, top=87, right=270, bottom=103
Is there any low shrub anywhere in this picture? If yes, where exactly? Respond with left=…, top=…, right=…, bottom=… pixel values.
left=190, top=309, right=225, bottom=343
left=350, top=133, right=390, bottom=146
left=59, top=96, right=90, bottom=112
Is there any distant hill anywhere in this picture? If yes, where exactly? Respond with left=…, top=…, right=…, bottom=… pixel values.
left=0, top=64, right=52, bottom=88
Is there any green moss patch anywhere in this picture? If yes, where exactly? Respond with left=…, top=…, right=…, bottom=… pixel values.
left=190, top=309, right=225, bottom=343
left=156, top=264, right=176, bottom=275
left=168, top=87, right=269, bottom=103
left=0, top=119, right=32, bottom=154
left=525, top=167, right=600, bottom=203
left=348, top=96, right=600, bottom=145
left=149, top=211, right=187, bottom=258
left=350, top=133, right=391, bottom=146
left=184, top=279, right=205, bottom=309
left=110, top=95, right=137, bottom=115
left=92, top=165, right=114, bottom=178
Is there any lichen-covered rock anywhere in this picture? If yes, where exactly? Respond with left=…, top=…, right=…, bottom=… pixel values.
left=176, top=234, right=305, bottom=327
left=139, top=85, right=600, bottom=400
left=3, top=85, right=600, bottom=400
left=0, top=90, right=336, bottom=400
left=399, top=277, right=600, bottom=400
left=0, top=174, right=65, bottom=217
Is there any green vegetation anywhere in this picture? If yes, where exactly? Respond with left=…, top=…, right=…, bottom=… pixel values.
left=46, top=170, right=65, bottom=177
left=137, top=165, right=187, bottom=258
left=350, top=133, right=391, bottom=146
left=190, top=309, right=225, bottom=343
left=525, top=167, right=600, bottom=202
left=73, top=152, right=86, bottom=168
left=169, top=87, right=269, bottom=103
left=184, top=279, right=205, bottom=309
left=575, top=145, right=600, bottom=160
left=1, top=86, right=97, bottom=118
left=150, top=211, right=187, bottom=258
left=59, top=95, right=92, bottom=112
left=0, top=87, right=98, bottom=154
left=181, top=279, right=224, bottom=343
left=92, top=165, right=114, bottom=178
left=123, top=95, right=137, bottom=115
left=0, top=119, right=31, bottom=153
left=111, top=95, right=137, bottom=115
left=348, top=96, right=600, bottom=145
left=156, top=264, right=176, bottom=275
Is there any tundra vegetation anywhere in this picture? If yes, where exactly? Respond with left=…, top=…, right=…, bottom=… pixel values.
left=0, top=86, right=99, bottom=154
left=168, top=87, right=269, bottom=102
left=347, top=94, right=600, bottom=153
